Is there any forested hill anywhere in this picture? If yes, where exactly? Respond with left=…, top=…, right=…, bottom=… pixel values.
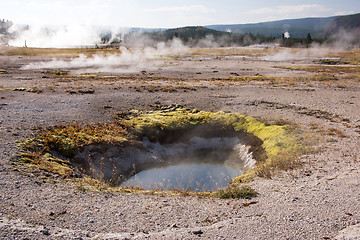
left=143, top=26, right=230, bottom=42
left=125, top=26, right=274, bottom=47
left=206, top=13, right=360, bottom=38
left=207, top=16, right=337, bottom=38
left=323, top=13, right=360, bottom=36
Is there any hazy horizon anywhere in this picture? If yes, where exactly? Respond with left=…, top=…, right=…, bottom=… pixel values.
left=2, top=0, right=360, bottom=29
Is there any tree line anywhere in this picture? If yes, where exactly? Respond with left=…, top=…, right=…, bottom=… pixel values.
left=118, top=26, right=321, bottom=48
left=0, top=19, right=13, bottom=34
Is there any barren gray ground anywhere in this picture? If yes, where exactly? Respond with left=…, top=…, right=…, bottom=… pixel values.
left=0, top=48, right=359, bottom=239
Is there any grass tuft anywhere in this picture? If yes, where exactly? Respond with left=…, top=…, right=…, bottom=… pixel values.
left=0, top=47, right=121, bottom=58
left=13, top=87, right=42, bottom=93
left=44, top=70, right=69, bottom=76
left=216, top=185, right=258, bottom=199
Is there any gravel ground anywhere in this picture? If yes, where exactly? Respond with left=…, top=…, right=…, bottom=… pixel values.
left=0, top=50, right=359, bottom=239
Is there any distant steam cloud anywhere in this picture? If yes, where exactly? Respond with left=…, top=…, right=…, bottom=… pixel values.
left=22, top=39, right=189, bottom=73
left=9, top=24, right=103, bottom=48
left=262, top=47, right=330, bottom=61
left=326, top=28, right=360, bottom=49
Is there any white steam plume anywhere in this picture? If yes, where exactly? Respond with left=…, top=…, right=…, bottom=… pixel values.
left=326, top=28, right=360, bottom=49
left=9, top=24, right=103, bottom=48
left=262, top=47, right=331, bottom=61
left=263, top=28, right=360, bottom=62
left=22, top=39, right=189, bottom=73
left=284, top=31, right=290, bottom=39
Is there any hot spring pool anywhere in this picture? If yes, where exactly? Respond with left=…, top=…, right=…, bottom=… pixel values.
left=121, top=162, right=243, bottom=192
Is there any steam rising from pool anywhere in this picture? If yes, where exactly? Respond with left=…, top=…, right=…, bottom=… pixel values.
left=121, top=164, right=241, bottom=192
left=119, top=136, right=255, bottom=191
left=73, top=124, right=263, bottom=192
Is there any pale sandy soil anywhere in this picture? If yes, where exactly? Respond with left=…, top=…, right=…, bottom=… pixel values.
left=0, top=48, right=359, bottom=239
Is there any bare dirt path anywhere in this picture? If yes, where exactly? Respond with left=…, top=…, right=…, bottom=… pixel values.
left=0, top=50, right=359, bottom=239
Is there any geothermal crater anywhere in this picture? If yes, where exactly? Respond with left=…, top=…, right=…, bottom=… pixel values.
left=18, top=109, right=297, bottom=193
left=73, top=125, right=265, bottom=192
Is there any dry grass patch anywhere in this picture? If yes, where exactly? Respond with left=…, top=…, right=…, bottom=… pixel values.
left=0, top=47, right=121, bottom=58
left=327, top=48, right=360, bottom=60
left=274, top=66, right=360, bottom=86
left=278, top=65, right=360, bottom=74
left=13, top=87, right=42, bottom=93
left=327, top=128, right=348, bottom=138
left=130, top=84, right=196, bottom=93
left=211, top=75, right=307, bottom=87
left=210, top=72, right=360, bottom=87
left=43, top=70, right=69, bottom=76
left=187, top=47, right=279, bottom=58
left=16, top=123, right=132, bottom=178
left=317, top=59, right=360, bottom=65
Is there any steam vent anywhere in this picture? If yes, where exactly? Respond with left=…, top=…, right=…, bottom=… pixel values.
left=18, top=107, right=300, bottom=193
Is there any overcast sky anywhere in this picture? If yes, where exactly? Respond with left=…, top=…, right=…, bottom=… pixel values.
left=2, top=0, right=360, bottom=28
